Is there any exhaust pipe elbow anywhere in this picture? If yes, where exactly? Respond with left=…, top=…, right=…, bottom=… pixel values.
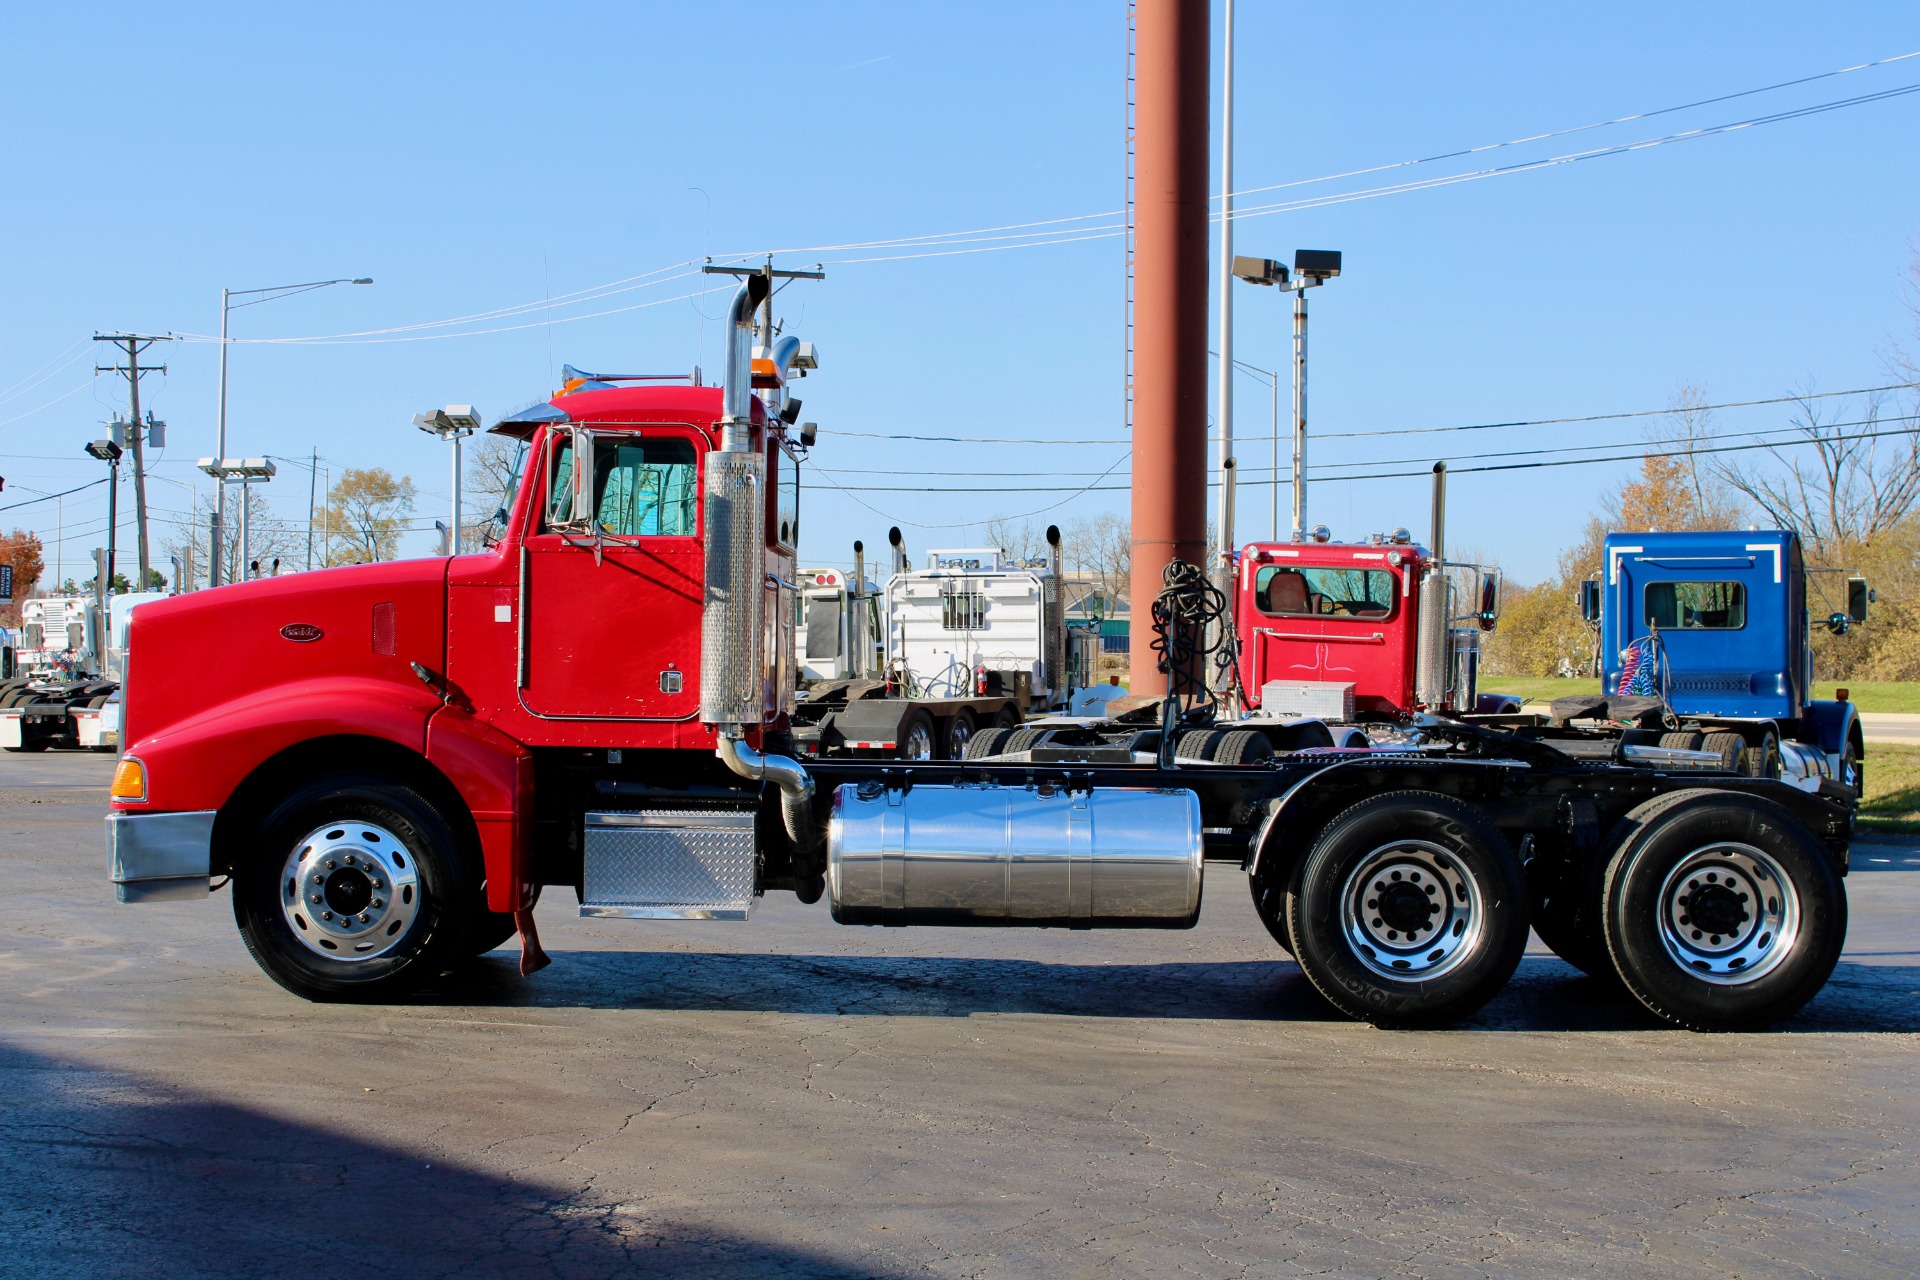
left=717, top=731, right=817, bottom=855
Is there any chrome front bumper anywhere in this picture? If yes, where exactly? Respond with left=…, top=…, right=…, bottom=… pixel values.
left=107, top=810, right=217, bottom=903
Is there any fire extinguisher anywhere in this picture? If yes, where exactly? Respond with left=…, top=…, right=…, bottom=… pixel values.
left=974, top=663, right=989, bottom=696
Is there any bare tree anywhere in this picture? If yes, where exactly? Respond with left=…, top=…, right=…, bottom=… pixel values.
left=162, top=489, right=302, bottom=585
left=1062, top=512, right=1130, bottom=605
left=1713, top=388, right=1920, bottom=561
left=978, top=515, right=1048, bottom=565
left=464, top=434, right=527, bottom=548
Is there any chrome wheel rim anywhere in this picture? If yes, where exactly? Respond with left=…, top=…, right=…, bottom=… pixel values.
left=1655, top=842, right=1798, bottom=985
left=948, top=719, right=973, bottom=756
left=903, top=721, right=934, bottom=760
left=279, top=819, right=422, bottom=961
left=1339, top=840, right=1483, bottom=980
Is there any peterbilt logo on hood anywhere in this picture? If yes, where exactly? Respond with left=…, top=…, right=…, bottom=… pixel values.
left=279, top=623, right=324, bottom=643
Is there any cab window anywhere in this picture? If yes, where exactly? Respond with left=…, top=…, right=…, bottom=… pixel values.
left=546, top=434, right=698, bottom=536
left=1254, top=566, right=1395, bottom=618
left=1646, top=580, right=1745, bottom=630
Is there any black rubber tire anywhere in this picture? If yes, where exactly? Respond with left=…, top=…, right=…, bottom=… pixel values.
left=232, top=774, right=482, bottom=1001
left=1175, top=729, right=1224, bottom=762
left=897, top=709, right=938, bottom=760
left=964, top=727, right=1014, bottom=760
left=1249, top=868, right=1293, bottom=955
left=1600, top=788, right=1845, bottom=1032
left=1747, top=731, right=1782, bottom=781
left=1214, top=729, right=1274, bottom=765
left=1004, top=726, right=1050, bottom=754
left=1658, top=731, right=1703, bottom=751
left=1530, top=883, right=1614, bottom=981
left=944, top=708, right=977, bottom=760
left=1700, top=732, right=1748, bottom=773
left=466, top=909, right=520, bottom=957
left=990, top=705, right=1020, bottom=730
left=1286, top=791, right=1529, bottom=1028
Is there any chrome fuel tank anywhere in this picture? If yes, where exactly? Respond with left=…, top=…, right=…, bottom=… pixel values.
left=827, top=782, right=1203, bottom=928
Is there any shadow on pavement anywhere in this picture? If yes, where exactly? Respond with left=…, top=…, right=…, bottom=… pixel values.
left=0, top=1042, right=902, bottom=1280
left=422, top=950, right=1918, bottom=1034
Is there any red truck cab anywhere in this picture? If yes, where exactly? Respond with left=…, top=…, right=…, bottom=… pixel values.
left=1234, top=519, right=1503, bottom=722
left=107, top=365, right=804, bottom=936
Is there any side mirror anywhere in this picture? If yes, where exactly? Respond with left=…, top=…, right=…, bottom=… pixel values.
left=1847, top=577, right=1871, bottom=624
left=1578, top=579, right=1602, bottom=624
left=1825, top=612, right=1851, bottom=636
left=1478, top=572, right=1501, bottom=631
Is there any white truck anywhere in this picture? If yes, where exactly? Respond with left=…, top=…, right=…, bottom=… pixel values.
left=789, top=526, right=1096, bottom=758
left=0, top=591, right=163, bottom=752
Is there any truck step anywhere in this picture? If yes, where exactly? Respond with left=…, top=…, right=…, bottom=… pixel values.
left=580, top=809, right=757, bottom=920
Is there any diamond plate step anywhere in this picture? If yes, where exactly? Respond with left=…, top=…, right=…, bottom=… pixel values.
left=580, top=809, right=757, bottom=920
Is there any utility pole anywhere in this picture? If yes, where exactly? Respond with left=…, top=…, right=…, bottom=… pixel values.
left=306, top=447, right=319, bottom=570
left=93, top=333, right=170, bottom=590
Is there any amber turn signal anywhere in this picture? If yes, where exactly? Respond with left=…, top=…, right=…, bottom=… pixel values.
left=110, top=757, right=146, bottom=802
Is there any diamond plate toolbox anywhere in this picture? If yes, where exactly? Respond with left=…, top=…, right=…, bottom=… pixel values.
left=581, top=809, right=757, bottom=920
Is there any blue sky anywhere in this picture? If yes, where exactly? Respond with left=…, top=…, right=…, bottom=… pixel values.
left=2, top=1, right=1916, bottom=587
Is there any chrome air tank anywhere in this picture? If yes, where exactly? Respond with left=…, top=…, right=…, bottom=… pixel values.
left=827, top=781, right=1204, bottom=928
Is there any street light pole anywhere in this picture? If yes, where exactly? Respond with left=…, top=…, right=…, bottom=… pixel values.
left=1291, top=286, right=1308, bottom=542
left=212, top=290, right=231, bottom=588
left=211, top=277, right=371, bottom=587
left=414, top=406, right=482, bottom=555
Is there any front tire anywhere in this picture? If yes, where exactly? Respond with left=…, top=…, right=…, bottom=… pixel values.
left=1600, top=789, right=1845, bottom=1031
left=1286, top=792, right=1528, bottom=1028
left=233, top=774, right=481, bottom=1001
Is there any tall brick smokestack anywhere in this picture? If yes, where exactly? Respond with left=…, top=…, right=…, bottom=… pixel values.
left=1128, top=0, right=1210, bottom=697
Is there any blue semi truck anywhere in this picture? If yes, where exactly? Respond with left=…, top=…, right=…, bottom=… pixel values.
left=1578, top=529, right=1871, bottom=797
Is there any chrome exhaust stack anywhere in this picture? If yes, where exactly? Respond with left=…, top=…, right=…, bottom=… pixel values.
left=703, top=273, right=814, bottom=848
left=1415, top=462, right=1452, bottom=710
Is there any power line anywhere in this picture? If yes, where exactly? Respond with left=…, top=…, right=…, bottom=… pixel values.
left=824, top=382, right=1920, bottom=446
left=0, top=478, right=107, bottom=513
left=814, top=422, right=1920, bottom=494
left=151, top=49, right=1920, bottom=346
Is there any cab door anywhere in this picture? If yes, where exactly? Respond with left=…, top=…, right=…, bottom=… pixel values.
left=520, top=425, right=703, bottom=720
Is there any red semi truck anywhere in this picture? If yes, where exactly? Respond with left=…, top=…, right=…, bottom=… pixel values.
left=107, top=275, right=1856, bottom=1031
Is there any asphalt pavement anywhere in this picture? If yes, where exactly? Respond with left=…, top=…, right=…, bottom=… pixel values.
left=2, top=751, right=1916, bottom=1279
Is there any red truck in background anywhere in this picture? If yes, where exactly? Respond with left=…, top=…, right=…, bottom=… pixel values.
left=105, top=273, right=1856, bottom=1033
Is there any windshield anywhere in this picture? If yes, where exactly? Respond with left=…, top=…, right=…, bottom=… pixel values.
left=1254, top=565, right=1396, bottom=619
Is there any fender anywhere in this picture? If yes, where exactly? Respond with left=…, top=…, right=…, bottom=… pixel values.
left=1246, top=754, right=1536, bottom=878
left=1801, top=698, right=1858, bottom=756
left=426, top=710, right=535, bottom=913
left=120, top=675, right=442, bottom=815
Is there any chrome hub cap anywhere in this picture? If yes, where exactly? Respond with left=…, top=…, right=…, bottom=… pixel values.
left=1339, top=840, right=1483, bottom=979
left=1656, top=842, right=1798, bottom=984
left=904, top=721, right=934, bottom=760
left=279, top=820, right=421, bottom=961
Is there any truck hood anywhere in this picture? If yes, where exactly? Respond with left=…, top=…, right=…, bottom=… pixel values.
left=124, top=559, right=450, bottom=755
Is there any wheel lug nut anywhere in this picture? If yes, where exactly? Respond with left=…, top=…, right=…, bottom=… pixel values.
left=359, top=913, right=371, bottom=923
left=325, top=859, right=337, bottom=869
left=371, top=899, right=383, bottom=909
left=311, top=894, right=323, bottom=904
left=322, top=911, right=334, bottom=921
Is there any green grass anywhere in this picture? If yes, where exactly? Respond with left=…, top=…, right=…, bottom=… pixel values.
left=1811, top=682, right=1920, bottom=714
left=1861, top=742, right=1920, bottom=835
left=1480, top=677, right=1920, bottom=715
left=1479, top=678, right=1600, bottom=704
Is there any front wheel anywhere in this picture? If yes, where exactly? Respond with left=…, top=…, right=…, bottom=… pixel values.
left=1601, top=789, right=1845, bottom=1031
left=1286, top=792, right=1528, bottom=1028
left=233, top=774, right=481, bottom=1001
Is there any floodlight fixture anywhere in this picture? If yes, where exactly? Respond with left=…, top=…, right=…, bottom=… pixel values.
left=85, top=439, right=123, bottom=463
left=1232, top=255, right=1288, bottom=286
left=1292, top=249, right=1342, bottom=281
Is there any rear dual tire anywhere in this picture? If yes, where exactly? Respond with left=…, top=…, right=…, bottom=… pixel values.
left=1600, top=789, right=1843, bottom=1031
left=1284, top=792, right=1529, bottom=1028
